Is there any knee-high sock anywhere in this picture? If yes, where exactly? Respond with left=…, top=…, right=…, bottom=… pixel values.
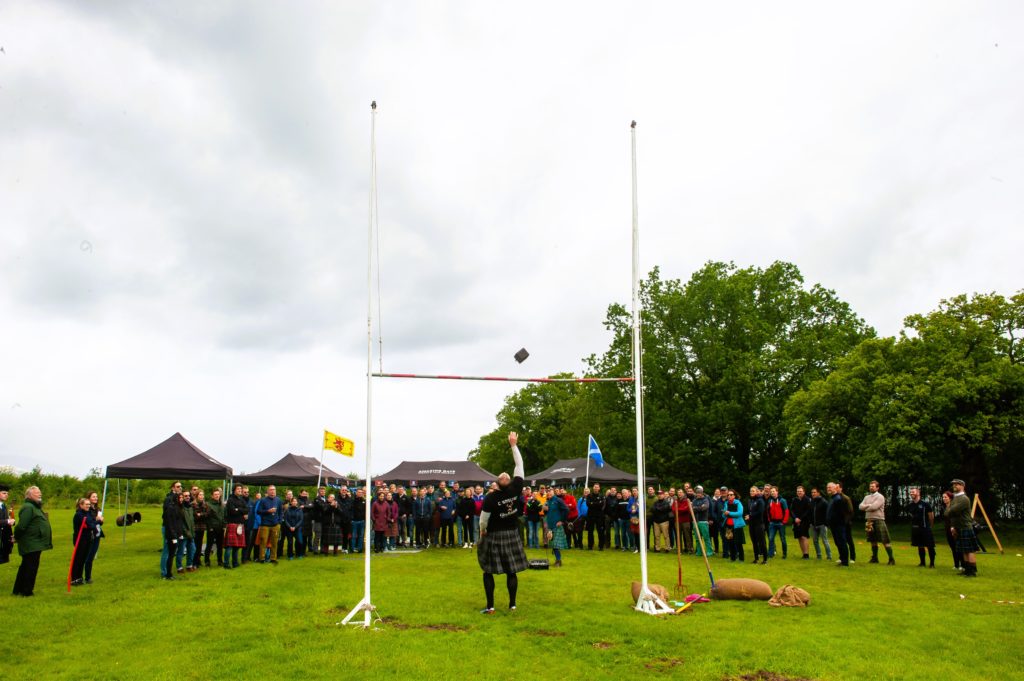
left=507, top=573, right=518, bottom=608
left=483, top=572, right=495, bottom=609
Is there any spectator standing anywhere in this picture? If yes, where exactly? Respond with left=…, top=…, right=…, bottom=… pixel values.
left=766, top=487, right=789, bottom=559
left=826, top=482, right=850, bottom=567
left=544, top=489, right=569, bottom=567
left=224, top=485, right=248, bottom=569
left=723, top=490, right=746, bottom=562
left=311, top=487, right=328, bottom=555
left=70, top=497, right=96, bottom=586
left=674, top=490, right=693, bottom=554
left=859, top=481, right=894, bottom=565
left=713, top=487, right=728, bottom=556
left=947, top=479, right=979, bottom=577
left=12, top=486, right=52, bottom=596
left=746, top=486, right=768, bottom=565
left=243, top=487, right=259, bottom=563
left=351, top=489, right=367, bottom=553
left=838, top=483, right=856, bottom=562
left=437, top=490, right=457, bottom=547
left=191, top=490, right=208, bottom=570
left=939, top=490, right=963, bottom=571
left=908, top=487, right=936, bottom=568
left=205, top=488, right=226, bottom=567
left=256, top=486, right=283, bottom=565
left=299, top=490, right=314, bottom=556
left=283, top=497, right=304, bottom=559
left=180, top=491, right=196, bottom=572
left=161, top=482, right=184, bottom=579
left=458, top=489, right=477, bottom=548
left=321, top=495, right=344, bottom=555
left=385, top=492, right=400, bottom=550
left=790, top=486, right=813, bottom=560
left=84, top=491, right=104, bottom=584
left=584, top=484, right=606, bottom=550
left=0, top=484, right=13, bottom=566
left=809, top=488, right=832, bottom=561
left=413, top=489, right=433, bottom=548
left=651, top=491, right=672, bottom=552
left=691, top=486, right=713, bottom=557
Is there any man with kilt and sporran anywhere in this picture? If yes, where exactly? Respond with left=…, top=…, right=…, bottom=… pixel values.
left=907, top=487, right=936, bottom=568
left=946, top=479, right=979, bottom=577
left=477, top=431, right=528, bottom=614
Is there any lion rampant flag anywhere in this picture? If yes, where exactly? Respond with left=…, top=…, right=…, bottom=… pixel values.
left=323, top=430, right=355, bottom=456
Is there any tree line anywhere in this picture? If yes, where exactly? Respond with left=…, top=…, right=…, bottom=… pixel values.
left=469, top=261, right=1024, bottom=519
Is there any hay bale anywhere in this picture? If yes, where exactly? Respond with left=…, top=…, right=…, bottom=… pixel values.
left=709, top=577, right=773, bottom=601
left=631, top=580, right=671, bottom=604
left=769, top=584, right=811, bottom=607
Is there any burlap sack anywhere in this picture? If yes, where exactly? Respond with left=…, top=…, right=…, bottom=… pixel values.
left=709, top=577, right=773, bottom=601
left=631, top=580, right=671, bottom=604
left=768, top=584, right=811, bottom=607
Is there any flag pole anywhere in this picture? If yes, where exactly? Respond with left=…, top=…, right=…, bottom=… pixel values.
left=342, top=100, right=379, bottom=629
left=584, top=436, right=591, bottom=491
left=630, top=120, right=671, bottom=616
left=316, top=438, right=326, bottom=491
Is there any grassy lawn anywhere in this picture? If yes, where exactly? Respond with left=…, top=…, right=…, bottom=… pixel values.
left=5, top=507, right=1023, bottom=680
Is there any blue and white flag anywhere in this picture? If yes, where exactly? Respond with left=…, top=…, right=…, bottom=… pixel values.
left=588, top=434, right=605, bottom=468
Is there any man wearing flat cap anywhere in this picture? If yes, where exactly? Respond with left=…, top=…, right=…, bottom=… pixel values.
left=945, top=479, right=978, bottom=577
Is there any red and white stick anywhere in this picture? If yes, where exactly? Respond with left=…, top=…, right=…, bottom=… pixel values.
left=371, top=372, right=633, bottom=383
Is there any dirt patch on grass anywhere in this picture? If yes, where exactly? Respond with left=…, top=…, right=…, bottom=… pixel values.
left=384, top=619, right=411, bottom=630
left=722, top=672, right=813, bottom=681
left=592, top=641, right=614, bottom=649
left=535, top=630, right=566, bottom=637
left=420, top=623, right=467, bottom=632
left=645, top=657, right=684, bottom=671
left=324, top=605, right=348, bottom=615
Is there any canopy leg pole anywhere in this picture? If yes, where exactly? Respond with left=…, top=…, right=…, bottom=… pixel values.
left=122, top=481, right=130, bottom=544
left=100, top=478, right=109, bottom=515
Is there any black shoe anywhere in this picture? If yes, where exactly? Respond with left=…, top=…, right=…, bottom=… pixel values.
left=887, top=558, right=896, bottom=566
left=802, top=554, right=809, bottom=560
left=751, top=558, right=759, bottom=564
left=868, top=557, right=879, bottom=564
left=918, top=562, right=926, bottom=567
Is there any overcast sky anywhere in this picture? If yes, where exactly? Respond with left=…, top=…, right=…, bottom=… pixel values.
left=2, top=2, right=1021, bottom=478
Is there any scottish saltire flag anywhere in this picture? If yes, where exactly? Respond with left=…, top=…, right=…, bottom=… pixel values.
left=588, top=435, right=605, bottom=468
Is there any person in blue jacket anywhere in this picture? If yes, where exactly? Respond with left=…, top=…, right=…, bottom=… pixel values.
left=544, top=489, right=569, bottom=567
left=437, top=491, right=457, bottom=548
left=723, top=489, right=746, bottom=562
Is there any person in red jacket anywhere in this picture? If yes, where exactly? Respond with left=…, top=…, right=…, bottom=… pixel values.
left=563, top=489, right=581, bottom=548
left=766, top=487, right=790, bottom=559
left=673, top=490, right=693, bottom=553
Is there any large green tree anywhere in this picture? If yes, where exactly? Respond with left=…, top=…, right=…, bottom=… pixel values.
left=786, top=292, right=1024, bottom=507
left=585, top=261, right=872, bottom=487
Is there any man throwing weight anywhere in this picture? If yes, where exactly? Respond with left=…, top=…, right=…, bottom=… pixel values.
left=477, top=431, right=528, bottom=614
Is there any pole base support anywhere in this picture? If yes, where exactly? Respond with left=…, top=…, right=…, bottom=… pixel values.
left=339, top=597, right=379, bottom=628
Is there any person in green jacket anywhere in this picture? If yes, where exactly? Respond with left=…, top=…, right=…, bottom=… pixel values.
left=946, top=479, right=979, bottom=577
left=12, top=486, right=53, bottom=597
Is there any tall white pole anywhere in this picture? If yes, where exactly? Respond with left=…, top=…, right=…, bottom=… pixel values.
left=584, top=439, right=591, bottom=491
left=343, top=100, right=379, bottom=628
left=630, top=120, right=671, bottom=615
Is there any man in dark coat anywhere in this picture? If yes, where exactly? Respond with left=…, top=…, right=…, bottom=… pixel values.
left=161, top=481, right=184, bottom=579
left=13, top=486, right=53, bottom=596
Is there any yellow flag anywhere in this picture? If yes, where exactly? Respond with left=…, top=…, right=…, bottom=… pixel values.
left=323, top=430, right=355, bottom=456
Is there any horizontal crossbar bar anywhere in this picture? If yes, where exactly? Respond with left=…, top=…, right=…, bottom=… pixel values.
left=372, top=372, right=633, bottom=383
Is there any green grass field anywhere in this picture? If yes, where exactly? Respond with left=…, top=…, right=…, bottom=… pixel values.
left=5, top=508, right=1023, bottom=681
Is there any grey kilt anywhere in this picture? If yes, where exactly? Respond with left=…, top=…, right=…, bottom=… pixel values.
left=910, top=526, right=935, bottom=547
left=477, top=527, right=528, bottom=574
left=955, top=527, right=980, bottom=554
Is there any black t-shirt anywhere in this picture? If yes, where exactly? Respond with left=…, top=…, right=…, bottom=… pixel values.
left=482, top=477, right=524, bottom=532
left=908, top=500, right=933, bottom=528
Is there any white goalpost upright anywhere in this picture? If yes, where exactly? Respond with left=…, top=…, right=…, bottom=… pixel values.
left=341, top=101, right=381, bottom=628
left=629, top=120, right=673, bottom=615
left=341, top=109, right=672, bottom=628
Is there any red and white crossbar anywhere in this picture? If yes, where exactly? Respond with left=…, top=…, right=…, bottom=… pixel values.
left=372, top=372, right=633, bottom=383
